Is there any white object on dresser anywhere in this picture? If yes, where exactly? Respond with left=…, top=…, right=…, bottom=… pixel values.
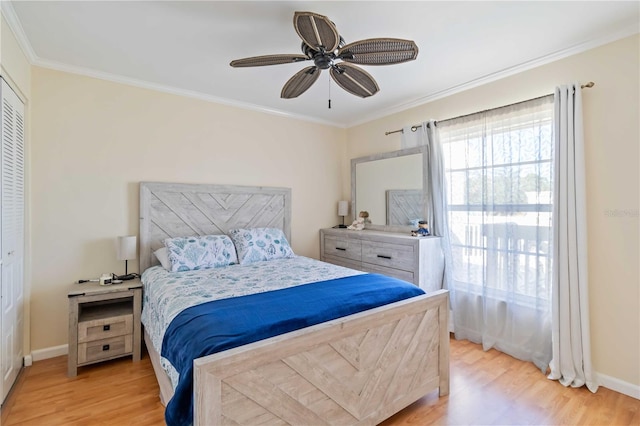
left=67, top=279, right=142, bottom=377
left=320, top=228, right=445, bottom=292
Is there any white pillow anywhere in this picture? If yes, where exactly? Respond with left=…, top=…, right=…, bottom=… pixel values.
left=154, top=247, right=172, bottom=271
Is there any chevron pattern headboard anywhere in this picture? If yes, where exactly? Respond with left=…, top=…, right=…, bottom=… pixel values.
left=139, top=182, right=291, bottom=272
left=386, top=189, right=424, bottom=226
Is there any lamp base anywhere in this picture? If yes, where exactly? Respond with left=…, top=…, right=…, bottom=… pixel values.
left=116, top=273, right=137, bottom=281
left=334, top=224, right=348, bottom=229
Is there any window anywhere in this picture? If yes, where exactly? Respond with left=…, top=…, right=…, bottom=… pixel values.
left=440, top=96, right=555, bottom=305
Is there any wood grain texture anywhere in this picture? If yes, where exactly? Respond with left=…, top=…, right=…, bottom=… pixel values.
left=139, top=182, right=292, bottom=272
left=320, top=228, right=445, bottom=292
left=67, top=285, right=142, bottom=377
left=386, top=189, right=424, bottom=226
left=194, top=290, right=449, bottom=425
left=2, top=339, right=639, bottom=425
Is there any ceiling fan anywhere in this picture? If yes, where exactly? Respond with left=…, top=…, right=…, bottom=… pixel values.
left=230, top=11, right=419, bottom=100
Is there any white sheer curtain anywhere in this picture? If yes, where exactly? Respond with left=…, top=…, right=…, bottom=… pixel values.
left=439, top=96, right=555, bottom=371
left=423, top=121, right=453, bottom=290
left=548, top=83, right=598, bottom=392
left=399, top=121, right=452, bottom=290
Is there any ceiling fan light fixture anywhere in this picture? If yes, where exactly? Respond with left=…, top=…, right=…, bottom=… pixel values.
left=230, top=11, right=418, bottom=100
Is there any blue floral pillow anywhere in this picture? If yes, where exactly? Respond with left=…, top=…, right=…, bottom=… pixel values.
left=228, top=228, right=295, bottom=265
left=164, top=235, right=238, bottom=272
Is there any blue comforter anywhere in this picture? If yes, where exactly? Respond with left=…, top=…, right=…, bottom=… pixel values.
left=161, top=273, right=425, bottom=426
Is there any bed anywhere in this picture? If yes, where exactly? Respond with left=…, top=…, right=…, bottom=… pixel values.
left=139, top=182, right=449, bottom=425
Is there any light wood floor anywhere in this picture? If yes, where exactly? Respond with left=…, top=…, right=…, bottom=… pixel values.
left=2, top=338, right=638, bottom=425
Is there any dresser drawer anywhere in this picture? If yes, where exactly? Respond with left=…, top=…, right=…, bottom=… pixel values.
left=360, top=263, right=415, bottom=284
left=323, top=235, right=362, bottom=261
left=322, top=254, right=363, bottom=271
left=362, top=240, right=415, bottom=271
left=78, top=314, right=133, bottom=343
left=78, top=334, right=133, bottom=365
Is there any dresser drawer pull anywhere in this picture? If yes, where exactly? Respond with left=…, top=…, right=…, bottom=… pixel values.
left=102, top=344, right=110, bottom=351
left=336, top=247, right=346, bottom=251
left=103, top=325, right=110, bottom=331
left=377, top=255, right=392, bottom=260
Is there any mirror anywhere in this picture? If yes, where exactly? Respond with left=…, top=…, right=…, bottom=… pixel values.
left=351, top=146, right=428, bottom=230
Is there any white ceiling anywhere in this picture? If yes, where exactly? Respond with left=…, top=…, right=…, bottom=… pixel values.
left=4, top=1, right=639, bottom=127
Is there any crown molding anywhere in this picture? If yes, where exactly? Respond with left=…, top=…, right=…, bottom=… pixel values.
left=32, top=56, right=345, bottom=128
left=1, top=1, right=38, bottom=63
left=3, top=0, right=637, bottom=130
left=1, top=1, right=344, bottom=128
left=348, top=22, right=640, bottom=128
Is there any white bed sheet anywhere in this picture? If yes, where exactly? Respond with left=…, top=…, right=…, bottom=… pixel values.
left=141, top=256, right=363, bottom=388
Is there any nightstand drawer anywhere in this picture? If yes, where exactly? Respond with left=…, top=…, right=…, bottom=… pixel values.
left=324, top=235, right=362, bottom=261
left=362, top=240, right=414, bottom=271
left=78, top=314, right=133, bottom=343
left=78, top=334, right=133, bottom=364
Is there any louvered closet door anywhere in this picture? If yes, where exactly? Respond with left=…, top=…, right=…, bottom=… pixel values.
left=1, top=78, right=25, bottom=403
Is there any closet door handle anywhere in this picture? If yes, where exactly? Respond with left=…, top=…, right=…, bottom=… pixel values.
left=377, top=255, right=392, bottom=260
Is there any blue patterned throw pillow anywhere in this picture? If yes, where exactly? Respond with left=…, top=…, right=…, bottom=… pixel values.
left=164, top=235, right=238, bottom=272
left=228, top=227, right=295, bottom=265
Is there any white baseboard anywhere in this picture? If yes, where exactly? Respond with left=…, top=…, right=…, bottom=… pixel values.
left=24, top=342, right=638, bottom=401
left=596, top=372, right=640, bottom=400
left=30, top=344, right=68, bottom=362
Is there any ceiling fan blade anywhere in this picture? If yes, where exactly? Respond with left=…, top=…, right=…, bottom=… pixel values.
left=330, top=63, right=379, bottom=98
left=338, top=38, right=419, bottom=65
left=230, top=54, right=309, bottom=67
left=281, top=66, right=321, bottom=99
left=293, top=11, right=340, bottom=52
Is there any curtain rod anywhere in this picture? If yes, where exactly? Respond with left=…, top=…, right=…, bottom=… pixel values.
left=384, top=81, right=595, bottom=136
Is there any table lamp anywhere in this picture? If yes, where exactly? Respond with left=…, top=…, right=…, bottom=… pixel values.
left=116, top=235, right=137, bottom=280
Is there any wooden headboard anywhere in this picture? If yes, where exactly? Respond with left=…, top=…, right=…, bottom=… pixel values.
left=386, top=189, right=424, bottom=226
left=139, top=182, right=291, bottom=272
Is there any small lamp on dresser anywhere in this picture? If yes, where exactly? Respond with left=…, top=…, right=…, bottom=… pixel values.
left=116, top=235, right=137, bottom=280
left=336, top=201, right=349, bottom=228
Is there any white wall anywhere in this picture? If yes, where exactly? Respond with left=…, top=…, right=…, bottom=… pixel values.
left=346, top=35, right=640, bottom=393
left=30, top=67, right=347, bottom=350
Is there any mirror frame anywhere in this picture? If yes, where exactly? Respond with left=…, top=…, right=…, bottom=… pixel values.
left=351, top=145, right=429, bottom=232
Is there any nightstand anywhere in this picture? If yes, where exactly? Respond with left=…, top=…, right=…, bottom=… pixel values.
left=67, top=278, right=142, bottom=377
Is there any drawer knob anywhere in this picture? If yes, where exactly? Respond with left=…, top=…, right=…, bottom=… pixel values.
left=103, top=325, right=111, bottom=331
left=102, top=344, right=110, bottom=351
left=377, top=255, right=392, bottom=260
left=336, top=247, right=346, bottom=251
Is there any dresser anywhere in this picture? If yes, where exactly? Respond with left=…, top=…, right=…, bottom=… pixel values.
left=320, top=228, right=444, bottom=292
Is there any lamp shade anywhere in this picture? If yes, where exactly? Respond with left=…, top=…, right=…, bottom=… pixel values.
left=116, top=235, right=137, bottom=261
left=337, top=201, right=349, bottom=217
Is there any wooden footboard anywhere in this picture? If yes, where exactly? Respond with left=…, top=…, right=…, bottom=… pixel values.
left=194, top=290, right=449, bottom=425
